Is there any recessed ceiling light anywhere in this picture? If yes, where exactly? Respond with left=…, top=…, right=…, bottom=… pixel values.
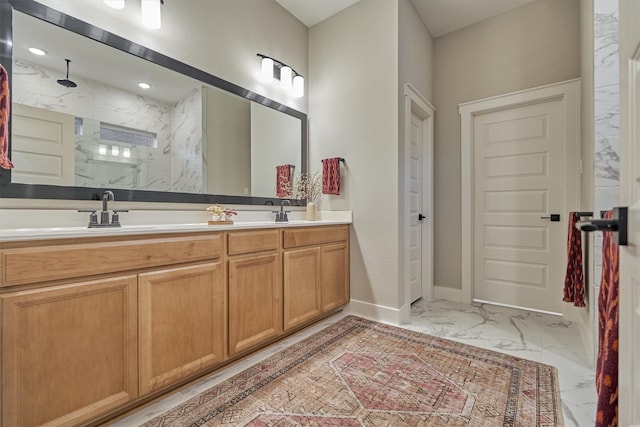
left=138, top=82, right=151, bottom=89
left=28, top=47, right=47, bottom=56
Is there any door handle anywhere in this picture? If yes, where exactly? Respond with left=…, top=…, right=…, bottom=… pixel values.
left=418, top=214, right=426, bottom=221
left=540, top=214, right=560, bottom=222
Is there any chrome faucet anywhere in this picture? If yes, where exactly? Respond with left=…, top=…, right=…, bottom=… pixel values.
left=274, top=200, right=291, bottom=222
left=78, top=190, right=128, bottom=228
left=101, top=190, right=114, bottom=225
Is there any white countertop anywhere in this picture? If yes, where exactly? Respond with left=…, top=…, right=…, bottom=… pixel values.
left=0, top=210, right=352, bottom=242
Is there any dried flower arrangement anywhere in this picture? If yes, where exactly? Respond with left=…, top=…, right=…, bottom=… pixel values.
left=206, top=204, right=237, bottom=220
left=286, top=171, right=322, bottom=203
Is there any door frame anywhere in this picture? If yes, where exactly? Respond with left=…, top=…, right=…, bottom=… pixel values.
left=403, top=83, right=435, bottom=314
left=618, top=0, right=640, bottom=421
left=459, top=79, right=581, bottom=305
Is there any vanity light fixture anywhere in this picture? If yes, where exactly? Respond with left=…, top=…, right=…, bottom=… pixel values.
left=98, top=144, right=107, bottom=155
left=28, top=47, right=47, bottom=56
left=104, top=0, right=125, bottom=9
left=280, top=66, right=292, bottom=91
left=111, top=145, right=120, bottom=156
left=138, top=82, right=151, bottom=89
left=292, top=75, right=304, bottom=98
left=141, top=0, right=163, bottom=29
left=257, top=54, right=304, bottom=98
left=122, top=147, right=131, bottom=158
left=260, top=57, right=274, bottom=83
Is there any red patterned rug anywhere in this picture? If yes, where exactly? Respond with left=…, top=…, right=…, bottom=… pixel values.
left=143, top=316, right=563, bottom=426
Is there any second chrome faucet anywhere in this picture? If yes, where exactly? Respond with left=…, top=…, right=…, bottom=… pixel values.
left=274, top=200, right=291, bottom=222
left=78, top=190, right=128, bottom=228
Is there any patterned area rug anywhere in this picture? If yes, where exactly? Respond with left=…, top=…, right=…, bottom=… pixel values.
left=144, top=316, right=563, bottom=426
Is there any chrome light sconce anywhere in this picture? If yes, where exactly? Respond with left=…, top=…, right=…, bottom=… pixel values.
left=258, top=54, right=304, bottom=98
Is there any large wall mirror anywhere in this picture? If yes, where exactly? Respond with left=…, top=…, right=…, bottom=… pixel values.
left=0, top=0, right=307, bottom=205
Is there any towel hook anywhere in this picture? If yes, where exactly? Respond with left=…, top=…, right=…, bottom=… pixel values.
left=576, top=207, right=628, bottom=246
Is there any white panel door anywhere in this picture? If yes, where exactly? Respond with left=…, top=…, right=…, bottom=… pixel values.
left=473, top=99, right=566, bottom=313
left=10, top=103, right=75, bottom=186
left=619, top=0, right=640, bottom=422
left=409, top=112, right=423, bottom=303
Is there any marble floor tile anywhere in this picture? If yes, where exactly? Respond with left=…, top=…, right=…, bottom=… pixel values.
left=111, top=300, right=596, bottom=426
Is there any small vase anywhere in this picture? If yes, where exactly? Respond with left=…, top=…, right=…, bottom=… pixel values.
left=212, top=214, right=222, bottom=222
left=306, top=202, right=316, bottom=221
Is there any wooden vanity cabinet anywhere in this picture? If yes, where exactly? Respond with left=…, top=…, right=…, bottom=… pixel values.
left=320, top=242, right=350, bottom=312
left=138, top=262, right=225, bottom=395
left=0, top=225, right=349, bottom=426
left=227, top=230, right=282, bottom=356
left=283, top=226, right=350, bottom=331
left=1, top=275, right=138, bottom=427
left=0, top=233, right=224, bottom=426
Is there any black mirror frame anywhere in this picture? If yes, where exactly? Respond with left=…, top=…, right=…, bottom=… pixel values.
left=0, top=0, right=307, bottom=205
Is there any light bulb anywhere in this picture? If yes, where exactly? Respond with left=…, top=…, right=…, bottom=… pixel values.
left=292, top=75, right=304, bottom=98
left=141, top=0, right=161, bottom=29
left=111, top=146, right=120, bottom=156
left=98, top=144, right=107, bottom=155
left=138, top=82, right=151, bottom=89
left=123, top=147, right=131, bottom=158
left=280, top=66, right=292, bottom=91
left=261, top=57, right=274, bottom=83
left=28, top=47, right=46, bottom=56
left=104, top=0, right=125, bottom=9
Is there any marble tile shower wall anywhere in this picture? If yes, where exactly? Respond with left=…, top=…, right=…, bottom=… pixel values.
left=171, top=88, right=203, bottom=193
left=593, top=0, right=620, bottom=290
left=12, top=60, right=203, bottom=193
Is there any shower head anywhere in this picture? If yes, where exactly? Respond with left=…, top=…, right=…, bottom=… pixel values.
left=57, top=59, right=77, bottom=88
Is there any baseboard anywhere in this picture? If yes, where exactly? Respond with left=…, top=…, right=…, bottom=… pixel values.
left=561, top=303, right=595, bottom=368
left=343, top=299, right=403, bottom=325
left=433, top=286, right=463, bottom=302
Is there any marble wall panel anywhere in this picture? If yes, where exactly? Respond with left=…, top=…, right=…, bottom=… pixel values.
left=171, top=88, right=203, bottom=194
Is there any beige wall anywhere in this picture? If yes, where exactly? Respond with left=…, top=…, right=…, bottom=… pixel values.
left=33, top=0, right=308, bottom=113
left=309, top=0, right=401, bottom=311
left=433, top=0, right=581, bottom=289
left=205, top=87, right=251, bottom=196
left=398, top=0, right=434, bottom=306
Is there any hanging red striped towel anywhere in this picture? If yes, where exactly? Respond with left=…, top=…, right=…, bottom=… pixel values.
left=563, top=211, right=585, bottom=307
left=0, top=64, right=14, bottom=170
left=276, top=164, right=291, bottom=197
left=322, top=158, right=341, bottom=195
left=595, top=210, right=619, bottom=427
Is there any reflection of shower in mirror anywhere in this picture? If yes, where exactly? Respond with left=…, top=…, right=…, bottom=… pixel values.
left=56, top=59, right=77, bottom=88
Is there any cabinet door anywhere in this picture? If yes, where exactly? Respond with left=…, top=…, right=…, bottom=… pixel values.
left=228, top=253, right=281, bottom=355
left=1, top=276, right=138, bottom=427
left=321, top=243, right=350, bottom=312
left=138, top=262, right=225, bottom=395
left=283, top=247, right=322, bottom=331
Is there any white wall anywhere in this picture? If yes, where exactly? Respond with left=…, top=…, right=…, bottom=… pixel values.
left=309, top=0, right=401, bottom=318
left=433, top=0, right=581, bottom=290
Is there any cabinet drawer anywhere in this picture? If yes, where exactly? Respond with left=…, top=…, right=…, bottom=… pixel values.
left=228, top=230, right=279, bottom=256
left=283, top=226, right=348, bottom=249
left=1, top=234, right=222, bottom=287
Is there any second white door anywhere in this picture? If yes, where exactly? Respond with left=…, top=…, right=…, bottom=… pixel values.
left=473, top=98, right=568, bottom=313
